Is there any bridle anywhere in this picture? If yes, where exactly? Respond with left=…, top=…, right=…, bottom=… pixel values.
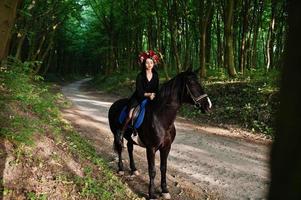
left=186, top=84, right=208, bottom=106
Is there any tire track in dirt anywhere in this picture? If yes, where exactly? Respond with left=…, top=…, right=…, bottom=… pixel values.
left=62, top=78, right=271, bottom=200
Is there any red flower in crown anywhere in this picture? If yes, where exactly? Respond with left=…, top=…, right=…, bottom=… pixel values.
left=139, top=50, right=160, bottom=64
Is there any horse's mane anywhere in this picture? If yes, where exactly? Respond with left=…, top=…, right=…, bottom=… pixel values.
left=155, top=72, right=185, bottom=109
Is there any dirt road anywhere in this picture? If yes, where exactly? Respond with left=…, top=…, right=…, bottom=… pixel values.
left=62, top=78, right=271, bottom=200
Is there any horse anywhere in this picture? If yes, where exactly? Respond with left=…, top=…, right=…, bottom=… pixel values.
left=108, top=68, right=212, bottom=199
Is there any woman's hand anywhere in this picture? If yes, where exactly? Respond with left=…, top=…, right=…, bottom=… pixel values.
left=150, top=93, right=156, bottom=100
left=144, top=92, right=156, bottom=100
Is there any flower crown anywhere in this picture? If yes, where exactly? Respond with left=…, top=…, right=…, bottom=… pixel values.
left=138, top=50, right=160, bottom=64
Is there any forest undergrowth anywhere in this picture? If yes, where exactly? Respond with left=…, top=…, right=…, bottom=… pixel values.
left=0, top=59, right=140, bottom=199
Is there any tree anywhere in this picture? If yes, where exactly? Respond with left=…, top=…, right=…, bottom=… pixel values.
left=4, top=0, right=285, bottom=78
left=238, top=0, right=250, bottom=73
left=224, top=0, right=237, bottom=77
left=269, top=1, right=301, bottom=199
left=165, top=0, right=182, bottom=73
left=198, top=0, right=213, bottom=78
left=0, top=0, right=22, bottom=61
left=10, top=0, right=82, bottom=75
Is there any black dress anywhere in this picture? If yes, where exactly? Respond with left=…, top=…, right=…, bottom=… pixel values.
left=127, top=71, right=159, bottom=109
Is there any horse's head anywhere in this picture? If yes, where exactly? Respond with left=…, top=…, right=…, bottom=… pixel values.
left=182, top=69, right=212, bottom=113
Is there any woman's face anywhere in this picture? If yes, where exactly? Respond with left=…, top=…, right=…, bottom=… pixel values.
left=145, top=58, right=154, bottom=70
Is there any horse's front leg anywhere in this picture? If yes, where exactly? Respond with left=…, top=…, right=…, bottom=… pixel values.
left=147, top=147, right=157, bottom=199
left=160, top=145, right=171, bottom=199
left=127, top=140, right=139, bottom=176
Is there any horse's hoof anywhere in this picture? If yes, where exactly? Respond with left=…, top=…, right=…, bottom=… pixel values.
left=162, top=193, right=171, bottom=199
left=132, top=170, right=140, bottom=176
left=118, top=170, right=125, bottom=175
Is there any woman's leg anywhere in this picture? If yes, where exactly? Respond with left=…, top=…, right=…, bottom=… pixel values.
left=119, top=98, right=138, bottom=144
left=121, top=108, right=134, bottom=134
left=119, top=108, right=134, bottom=147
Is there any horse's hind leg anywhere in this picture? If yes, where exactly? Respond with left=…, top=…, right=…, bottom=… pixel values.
left=147, top=147, right=157, bottom=199
left=114, top=131, right=124, bottom=174
left=160, top=145, right=171, bottom=199
left=127, top=141, right=139, bottom=176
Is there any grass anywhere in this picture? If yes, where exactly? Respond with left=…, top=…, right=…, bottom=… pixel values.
left=27, top=192, right=47, bottom=200
left=0, top=58, right=139, bottom=199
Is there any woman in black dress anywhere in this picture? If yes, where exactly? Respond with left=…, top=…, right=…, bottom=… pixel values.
left=120, top=50, right=160, bottom=141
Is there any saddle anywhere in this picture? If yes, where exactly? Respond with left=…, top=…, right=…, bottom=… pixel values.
left=118, top=99, right=148, bottom=129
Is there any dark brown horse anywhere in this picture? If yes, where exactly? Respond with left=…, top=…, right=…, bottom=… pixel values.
left=108, top=68, right=212, bottom=199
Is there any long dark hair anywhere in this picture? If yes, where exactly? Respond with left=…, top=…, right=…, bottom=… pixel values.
left=140, top=58, right=158, bottom=76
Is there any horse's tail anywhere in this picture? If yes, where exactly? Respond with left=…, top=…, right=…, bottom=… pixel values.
left=108, top=98, right=128, bottom=152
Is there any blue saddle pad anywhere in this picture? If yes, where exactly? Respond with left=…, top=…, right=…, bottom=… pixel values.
left=118, top=99, right=148, bottom=129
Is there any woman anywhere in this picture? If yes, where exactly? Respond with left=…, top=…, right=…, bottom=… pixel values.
left=119, top=50, right=160, bottom=142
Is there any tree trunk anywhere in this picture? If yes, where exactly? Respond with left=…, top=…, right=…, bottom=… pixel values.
left=183, top=12, right=190, bottom=69
left=216, top=7, right=223, bottom=68
left=33, top=36, right=53, bottom=75
left=206, top=10, right=214, bottom=66
left=199, top=1, right=212, bottom=78
left=251, top=0, right=264, bottom=68
left=42, top=48, right=54, bottom=75
left=0, top=0, right=22, bottom=61
left=269, top=1, right=301, bottom=199
left=32, top=35, right=46, bottom=61
left=239, top=0, right=249, bottom=74
left=165, top=0, right=181, bottom=73
left=199, top=28, right=206, bottom=77
left=224, top=0, right=237, bottom=77
left=266, top=0, right=276, bottom=70
left=147, top=19, right=153, bottom=50
left=15, top=34, right=26, bottom=60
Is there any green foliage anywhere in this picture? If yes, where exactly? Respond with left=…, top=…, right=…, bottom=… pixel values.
left=92, top=69, right=138, bottom=96
left=26, top=192, right=47, bottom=200
left=186, top=68, right=280, bottom=135
left=75, top=166, right=124, bottom=199
left=1, top=58, right=138, bottom=200
left=0, top=58, right=61, bottom=144
left=2, top=188, right=12, bottom=196
left=12, top=0, right=287, bottom=78
left=206, top=68, right=230, bottom=81
left=1, top=116, right=37, bottom=145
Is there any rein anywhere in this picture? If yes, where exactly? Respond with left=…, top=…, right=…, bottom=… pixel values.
left=185, top=84, right=208, bottom=105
